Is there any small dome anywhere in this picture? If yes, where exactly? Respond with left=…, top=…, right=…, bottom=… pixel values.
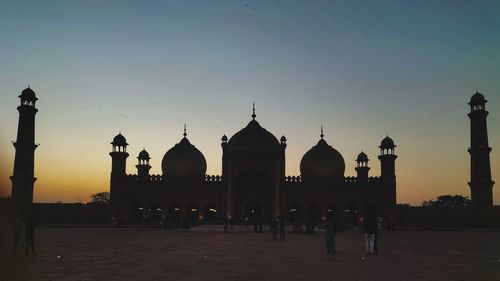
left=380, top=136, right=396, bottom=149
left=112, top=133, right=128, bottom=146
left=227, top=119, right=281, bottom=152
left=19, top=87, right=38, bottom=101
left=469, top=91, right=487, bottom=105
left=300, top=138, right=345, bottom=179
left=138, top=149, right=150, bottom=160
left=356, top=151, right=369, bottom=162
left=162, top=136, right=207, bottom=177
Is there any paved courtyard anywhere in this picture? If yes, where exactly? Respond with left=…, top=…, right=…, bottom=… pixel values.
left=1, top=227, right=499, bottom=281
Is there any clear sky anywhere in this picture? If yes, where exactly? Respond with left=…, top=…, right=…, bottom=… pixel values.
left=0, top=0, right=499, bottom=205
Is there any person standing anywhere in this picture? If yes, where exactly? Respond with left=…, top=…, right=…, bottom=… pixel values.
left=13, top=218, right=23, bottom=254
left=279, top=218, right=285, bottom=240
left=324, top=217, right=337, bottom=255
left=271, top=218, right=278, bottom=240
left=363, top=219, right=377, bottom=254
left=25, top=221, right=35, bottom=255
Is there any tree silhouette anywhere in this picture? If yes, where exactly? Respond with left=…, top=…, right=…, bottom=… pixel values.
left=422, top=195, right=471, bottom=208
left=90, top=192, right=110, bottom=205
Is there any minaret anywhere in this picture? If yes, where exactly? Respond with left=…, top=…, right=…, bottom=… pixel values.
left=136, top=148, right=151, bottom=180
left=468, top=91, right=494, bottom=208
left=378, top=136, right=397, bottom=215
left=355, top=151, right=370, bottom=182
left=10, top=87, right=39, bottom=217
left=378, top=136, right=397, bottom=181
left=109, top=133, right=129, bottom=216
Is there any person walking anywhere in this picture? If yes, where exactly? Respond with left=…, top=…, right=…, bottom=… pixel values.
left=25, top=221, right=35, bottom=255
left=363, top=218, right=377, bottom=254
left=324, top=217, right=337, bottom=255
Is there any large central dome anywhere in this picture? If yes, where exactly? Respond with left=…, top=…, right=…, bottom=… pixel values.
left=300, top=132, right=345, bottom=180
left=161, top=131, right=207, bottom=177
left=226, top=111, right=281, bottom=153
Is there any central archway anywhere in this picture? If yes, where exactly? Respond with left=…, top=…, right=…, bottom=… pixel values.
left=234, top=168, right=272, bottom=223
left=243, top=201, right=264, bottom=223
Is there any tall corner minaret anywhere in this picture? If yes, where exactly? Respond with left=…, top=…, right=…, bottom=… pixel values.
left=10, top=87, right=39, bottom=216
left=468, top=91, right=494, bottom=208
left=378, top=136, right=397, bottom=215
left=109, top=132, right=129, bottom=216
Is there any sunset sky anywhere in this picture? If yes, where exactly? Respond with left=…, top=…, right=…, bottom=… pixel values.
left=0, top=1, right=499, bottom=205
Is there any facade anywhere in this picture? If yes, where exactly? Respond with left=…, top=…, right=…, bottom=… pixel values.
left=468, top=91, right=495, bottom=208
left=110, top=108, right=397, bottom=225
left=10, top=87, right=39, bottom=219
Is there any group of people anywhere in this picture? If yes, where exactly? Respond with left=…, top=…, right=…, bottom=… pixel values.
left=13, top=218, right=36, bottom=255
left=324, top=216, right=381, bottom=255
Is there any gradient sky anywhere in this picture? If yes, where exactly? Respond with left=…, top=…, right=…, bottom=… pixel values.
left=0, top=0, right=499, bottom=205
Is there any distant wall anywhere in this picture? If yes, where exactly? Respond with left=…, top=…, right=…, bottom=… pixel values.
left=397, top=205, right=500, bottom=228
left=33, top=203, right=111, bottom=225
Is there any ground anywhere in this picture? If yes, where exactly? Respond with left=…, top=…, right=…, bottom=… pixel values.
left=1, top=226, right=499, bottom=281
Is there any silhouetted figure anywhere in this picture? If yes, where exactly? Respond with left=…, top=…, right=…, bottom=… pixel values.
left=279, top=218, right=285, bottom=240
left=363, top=219, right=377, bottom=254
left=324, top=218, right=337, bottom=255
left=258, top=223, right=263, bottom=233
left=253, top=221, right=258, bottom=232
left=223, top=219, right=228, bottom=233
left=271, top=218, right=278, bottom=239
left=13, top=218, right=22, bottom=253
left=374, top=220, right=381, bottom=253
left=25, top=221, right=35, bottom=255
left=387, top=217, right=395, bottom=232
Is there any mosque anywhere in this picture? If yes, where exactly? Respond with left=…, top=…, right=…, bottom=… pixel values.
left=9, top=87, right=495, bottom=227
left=109, top=106, right=397, bottom=225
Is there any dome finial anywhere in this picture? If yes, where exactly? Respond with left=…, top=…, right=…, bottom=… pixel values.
left=252, top=102, right=256, bottom=120
left=183, top=123, right=187, bottom=138
left=320, top=125, right=324, bottom=139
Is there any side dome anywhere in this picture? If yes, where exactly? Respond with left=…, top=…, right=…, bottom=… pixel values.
left=227, top=119, right=281, bottom=152
left=112, top=133, right=128, bottom=146
left=161, top=135, right=207, bottom=177
left=19, top=87, right=38, bottom=101
left=300, top=136, right=345, bottom=180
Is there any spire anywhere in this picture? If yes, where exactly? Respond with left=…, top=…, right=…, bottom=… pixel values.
left=252, top=102, right=256, bottom=120
left=183, top=124, right=187, bottom=138
left=320, top=125, right=324, bottom=139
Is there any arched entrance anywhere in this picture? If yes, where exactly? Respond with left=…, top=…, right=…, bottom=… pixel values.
left=204, top=202, right=218, bottom=224
left=325, top=204, right=339, bottom=221
left=307, top=203, right=322, bottom=223
left=148, top=201, right=162, bottom=224
left=167, top=202, right=181, bottom=225
left=243, top=201, right=264, bottom=223
left=128, top=201, right=144, bottom=223
left=186, top=202, right=199, bottom=223
left=287, top=203, right=302, bottom=223
left=344, top=203, right=359, bottom=225
left=234, top=168, right=273, bottom=223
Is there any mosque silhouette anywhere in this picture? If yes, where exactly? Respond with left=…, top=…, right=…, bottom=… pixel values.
left=109, top=104, right=397, bottom=225
left=9, top=87, right=495, bottom=226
